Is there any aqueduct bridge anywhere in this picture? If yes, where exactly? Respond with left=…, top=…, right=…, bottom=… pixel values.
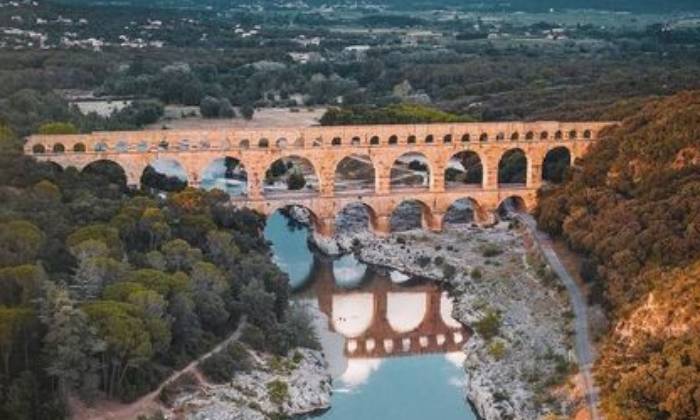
left=25, top=121, right=612, bottom=236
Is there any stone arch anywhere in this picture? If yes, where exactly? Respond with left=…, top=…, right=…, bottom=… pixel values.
left=540, top=131, right=549, bottom=140
left=141, top=158, right=189, bottom=192
left=334, top=154, right=375, bottom=193
left=443, top=197, right=484, bottom=227
left=351, top=136, right=361, bottom=146
left=199, top=139, right=211, bottom=150
left=335, top=202, right=379, bottom=233
left=498, top=195, right=527, bottom=216
left=115, top=141, right=129, bottom=153
left=177, top=139, right=190, bottom=151
left=370, top=136, right=380, bottom=146
left=479, top=133, right=488, bottom=142
left=136, top=141, right=149, bottom=152
left=277, top=137, right=289, bottom=148
left=239, top=139, right=250, bottom=149
left=425, top=134, right=434, bottom=144
left=73, top=143, right=86, bottom=153
left=525, top=131, right=534, bottom=140
left=388, top=135, right=398, bottom=145
left=331, top=137, right=342, bottom=147
left=407, top=135, right=417, bottom=144
left=445, top=150, right=483, bottom=189
left=583, top=129, right=592, bottom=139
left=32, top=144, right=46, bottom=154
left=510, top=132, right=520, bottom=141
left=554, top=130, right=563, bottom=140
left=268, top=204, right=325, bottom=237
left=498, top=148, right=527, bottom=185
left=390, top=152, right=431, bottom=190
left=389, top=199, right=434, bottom=232
left=201, top=156, right=248, bottom=196
left=461, top=134, right=470, bottom=143
left=52, top=143, right=65, bottom=153
left=157, top=140, right=169, bottom=151
left=542, top=146, right=572, bottom=183
left=263, top=155, right=320, bottom=196
left=568, top=130, right=578, bottom=139
left=82, top=159, right=128, bottom=188
left=443, top=134, right=453, bottom=144
left=496, top=132, right=505, bottom=141
left=95, top=141, right=108, bottom=152
left=258, top=138, right=270, bottom=148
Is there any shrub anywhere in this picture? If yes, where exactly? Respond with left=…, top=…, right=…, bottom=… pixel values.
left=473, top=309, right=502, bottom=340
left=488, top=340, right=507, bottom=360
left=442, top=263, right=457, bottom=280
left=481, top=243, right=503, bottom=258
left=471, top=267, right=482, bottom=279
left=416, top=255, right=431, bottom=268
left=199, top=342, right=253, bottom=383
left=266, top=380, right=288, bottom=406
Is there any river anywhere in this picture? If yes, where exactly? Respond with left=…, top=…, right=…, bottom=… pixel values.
left=264, top=211, right=478, bottom=420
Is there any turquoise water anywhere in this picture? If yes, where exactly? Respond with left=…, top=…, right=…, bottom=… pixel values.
left=263, top=210, right=477, bottom=420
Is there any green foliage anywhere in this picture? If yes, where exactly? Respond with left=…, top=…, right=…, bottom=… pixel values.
left=199, top=342, right=252, bottom=383
left=37, top=122, right=78, bottom=135
left=266, top=379, right=288, bottom=406
left=473, top=309, right=502, bottom=341
left=488, top=340, right=507, bottom=361
left=321, top=103, right=474, bottom=126
left=0, top=221, right=44, bottom=266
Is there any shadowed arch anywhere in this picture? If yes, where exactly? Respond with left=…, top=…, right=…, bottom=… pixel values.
left=370, top=136, right=380, bottom=146
left=141, top=158, right=188, bottom=192
left=258, top=138, right=270, bottom=148
left=267, top=204, right=324, bottom=237
left=335, top=202, right=379, bottom=234
left=445, top=150, right=483, bottom=189
left=201, top=157, right=248, bottom=196
left=52, top=143, right=65, bottom=153
left=82, top=159, right=128, bottom=189
left=388, top=135, right=398, bottom=145
left=510, top=132, right=520, bottom=141
left=332, top=137, right=342, bottom=146
left=443, top=197, right=483, bottom=227
left=334, top=154, right=375, bottom=193
left=390, top=199, right=433, bottom=232
left=542, top=146, right=572, bottom=183
left=498, top=148, right=527, bottom=185
left=264, top=155, right=319, bottom=196
left=73, top=143, right=86, bottom=153
left=498, top=196, right=527, bottom=218
left=32, top=144, right=45, bottom=154
left=390, top=152, right=431, bottom=190
left=239, top=139, right=250, bottom=149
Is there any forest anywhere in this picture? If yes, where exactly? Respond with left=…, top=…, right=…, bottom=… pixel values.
left=535, top=90, right=700, bottom=419
left=0, top=126, right=316, bottom=418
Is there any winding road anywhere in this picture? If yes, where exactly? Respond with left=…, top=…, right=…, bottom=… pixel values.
left=511, top=209, right=601, bottom=420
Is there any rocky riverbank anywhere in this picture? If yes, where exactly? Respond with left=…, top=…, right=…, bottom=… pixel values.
left=312, top=219, right=579, bottom=419
left=164, top=347, right=332, bottom=419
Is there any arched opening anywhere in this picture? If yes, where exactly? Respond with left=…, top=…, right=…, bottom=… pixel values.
left=141, top=158, right=188, bottom=192
left=445, top=151, right=483, bottom=189
left=511, top=132, right=520, bottom=141
left=157, top=140, right=168, bottom=151
left=240, top=139, right=250, bottom=149
left=95, top=142, right=108, bottom=152
left=390, top=200, right=431, bottom=232
left=443, top=198, right=479, bottom=226
left=52, top=143, right=65, bottom=153
left=425, top=135, right=434, bottom=144
left=201, top=157, right=248, bottom=196
left=569, top=130, right=577, bottom=140
left=390, top=152, right=430, bottom=190
left=540, top=131, right=549, bottom=140
left=73, top=143, right=86, bottom=153
left=334, top=154, right=375, bottom=193
left=407, top=135, right=416, bottom=144
left=137, top=141, right=149, bottom=152
left=351, top=136, right=361, bottom=146
left=388, top=135, right=398, bottom=145
left=461, top=134, right=470, bottom=143
left=525, top=131, right=534, bottom=141
left=479, top=133, right=488, bottom=142
left=335, top=202, right=378, bottom=234
left=443, top=134, right=453, bottom=144
left=116, top=141, right=129, bottom=152
left=498, top=148, right=527, bottom=185
left=583, top=129, right=592, bottom=139
left=258, top=138, right=270, bottom=148
left=312, top=137, right=322, bottom=147
left=554, top=130, right=563, bottom=140
left=32, top=144, right=46, bottom=154
left=199, top=140, right=211, bottom=150
left=177, top=139, right=190, bottom=151
left=370, top=136, right=380, bottom=146
left=264, top=156, right=319, bottom=196
left=277, top=138, right=289, bottom=148
left=496, top=132, right=505, bottom=141
left=82, top=160, right=128, bottom=191
left=497, top=196, right=526, bottom=219
left=332, top=137, right=342, bottom=147
left=542, top=147, right=571, bottom=183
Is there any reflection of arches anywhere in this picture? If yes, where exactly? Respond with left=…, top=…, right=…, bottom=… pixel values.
left=445, top=151, right=483, bottom=188
left=264, top=155, right=319, bottom=195
left=53, top=143, right=65, bottom=153
left=73, top=143, right=86, bottom=153
left=390, top=199, right=432, bottom=232
left=390, top=152, right=431, bottom=190
left=201, top=157, right=248, bottom=196
left=498, top=148, right=527, bottom=185
left=335, top=202, right=378, bottom=233
left=334, top=154, right=375, bottom=193
left=32, top=144, right=46, bottom=154
left=332, top=293, right=375, bottom=338
left=82, top=159, right=127, bottom=187
left=387, top=292, right=427, bottom=333
left=542, top=147, right=571, bottom=183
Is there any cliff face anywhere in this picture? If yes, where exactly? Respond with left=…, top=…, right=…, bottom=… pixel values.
left=535, top=91, right=700, bottom=419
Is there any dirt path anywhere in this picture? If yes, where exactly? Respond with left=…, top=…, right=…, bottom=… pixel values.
left=73, top=316, right=248, bottom=420
left=514, top=211, right=601, bottom=420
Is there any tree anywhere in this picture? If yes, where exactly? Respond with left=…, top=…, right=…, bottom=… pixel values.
left=161, top=239, right=202, bottom=272
left=287, top=171, right=306, bottom=190
left=0, top=265, right=46, bottom=306
left=40, top=284, right=104, bottom=399
left=240, top=104, right=255, bottom=120
left=0, top=220, right=44, bottom=266
left=37, top=122, right=78, bottom=135
left=0, top=306, right=33, bottom=376
left=199, top=96, right=220, bottom=118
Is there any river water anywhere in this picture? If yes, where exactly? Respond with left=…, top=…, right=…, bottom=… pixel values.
left=264, top=211, right=478, bottom=420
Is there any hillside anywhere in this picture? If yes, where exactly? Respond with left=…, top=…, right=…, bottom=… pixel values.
left=535, top=90, right=700, bottom=419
